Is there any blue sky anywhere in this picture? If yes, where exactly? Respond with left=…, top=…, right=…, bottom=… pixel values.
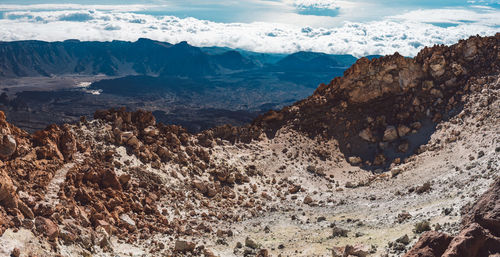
left=2, top=0, right=499, bottom=24
left=0, top=0, right=498, bottom=56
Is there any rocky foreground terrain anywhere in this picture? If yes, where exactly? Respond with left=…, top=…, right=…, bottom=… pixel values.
left=0, top=34, right=499, bottom=257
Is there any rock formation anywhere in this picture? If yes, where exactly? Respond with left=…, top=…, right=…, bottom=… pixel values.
left=253, top=33, right=499, bottom=169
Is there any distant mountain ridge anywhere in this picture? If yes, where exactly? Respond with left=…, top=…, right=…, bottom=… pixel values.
left=271, top=51, right=356, bottom=72
left=0, top=39, right=359, bottom=78
left=0, top=39, right=364, bottom=133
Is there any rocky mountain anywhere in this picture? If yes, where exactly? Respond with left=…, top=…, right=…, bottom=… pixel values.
left=0, top=39, right=357, bottom=78
left=250, top=34, right=499, bottom=170
left=0, top=39, right=217, bottom=77
left=0, top=34, right=498, bottom=257
left=271, top=51, right=356, bottom=72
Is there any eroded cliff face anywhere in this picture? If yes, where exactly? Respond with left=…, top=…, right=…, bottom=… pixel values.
left=253, top=34, right=499, bottom=169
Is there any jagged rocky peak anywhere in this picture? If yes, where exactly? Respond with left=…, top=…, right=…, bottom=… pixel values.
left=314, top=33, right=499, bottom=103
left=253, top=34, right=499, bottom=170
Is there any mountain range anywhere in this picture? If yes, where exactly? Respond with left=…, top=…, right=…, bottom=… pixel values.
left=0, top=39, right=364, bottom=132
left=0, top=38, right=358, bottom=78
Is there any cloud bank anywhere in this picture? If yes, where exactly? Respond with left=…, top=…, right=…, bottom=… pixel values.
left=0, top=6, right=498, bottom=57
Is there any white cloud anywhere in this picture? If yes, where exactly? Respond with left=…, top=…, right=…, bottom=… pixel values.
left=293, top=0, right=341, bottom=9
left=0, top=4, right=161, bottom=12
left=291, top=0, right=355, bottom=9
left=390, top=8, right=500, bottom=25
left=0, top=8, right=498, bottom=57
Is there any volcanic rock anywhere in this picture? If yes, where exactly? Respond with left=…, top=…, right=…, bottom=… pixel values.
left=0, top=135, right=16, bottom=159
left=397, top=125, right=411, bottom=137
left=35, top=217, right=59, bottom=241
left=359, top=128, right=376, bottom=142
left=444, top=222, right=500, bottom=257
left=245, top=237, right=259, bottom=249
left=174, top=240, right=196, bottom=252
left=404, top=231, right=452, bottom=257
left=383, top=126, right=398, bottom=142
left=0, top=170, right=18, bottom=209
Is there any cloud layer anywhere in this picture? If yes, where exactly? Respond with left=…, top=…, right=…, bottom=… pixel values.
left=0, top=6, right=498, bottom=57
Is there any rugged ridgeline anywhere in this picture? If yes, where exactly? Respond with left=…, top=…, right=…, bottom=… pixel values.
left=0, top=39, right=233, bottom=77
left=0, top=34, right=498, bottom=257
left=249, top=33, right=500, bottom=170
left=0, top=39, right=356, bottom=78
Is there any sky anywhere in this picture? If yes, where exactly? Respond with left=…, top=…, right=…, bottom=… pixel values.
left=0, top=0, right=499, bottom=56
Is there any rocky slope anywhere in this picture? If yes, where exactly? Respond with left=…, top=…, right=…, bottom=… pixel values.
left=0, top=34, right=498, bottom=257
left=405, top=176, right=500, bottom=257
left=252, top=34, right=499, bottom=170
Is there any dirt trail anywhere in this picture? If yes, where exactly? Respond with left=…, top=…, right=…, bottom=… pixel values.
left=43, top=162, right=75, bottom=204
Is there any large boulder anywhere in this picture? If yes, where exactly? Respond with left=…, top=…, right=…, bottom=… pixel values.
left=383, top=126, right=398, bottom=142
left=35, top=217, right=59, bottom=241
left=0, top=134, right=16, bottom=159
left=59, top=126, right=77, bottom=160
left=443, top=222, right=500, bottom=257
left=461, top=176, right=500, bottom=236
left=174, top=240, right=196, bottom=252
left=404, top=231, right=452, bottom=257
left=0, top=170, right=18, bottom=209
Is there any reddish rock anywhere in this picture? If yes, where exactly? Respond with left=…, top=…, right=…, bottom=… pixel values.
left=10, top=248, right=20, bottom=257
left=174, top=240, right=196, bottom=252
left=35, top=217, right=59, bottom=241
left=101, top=169, right=121, bottom=190
left=461, top=177, right=500, bottom=236
left=404, top=231, right=452, bottom=257
left=193, top=180, right=208, bottom=194
left=303, top=196, right=313, bottom=205
left=118, top=174, right=131, bottom=186
left=443, top=222, right=500, bottom=257
left=289, top=185, right=301, bottom=194
left=132, top=110, right=156, bottom=128
left=0, top=170, right=18, bottom=209
left=59, top=126, right=77, bottom=160
left=0, top=134, right=16, bottom=159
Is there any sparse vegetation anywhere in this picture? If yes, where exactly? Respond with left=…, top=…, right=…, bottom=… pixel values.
left=414, top=221, right=431, bottom=233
